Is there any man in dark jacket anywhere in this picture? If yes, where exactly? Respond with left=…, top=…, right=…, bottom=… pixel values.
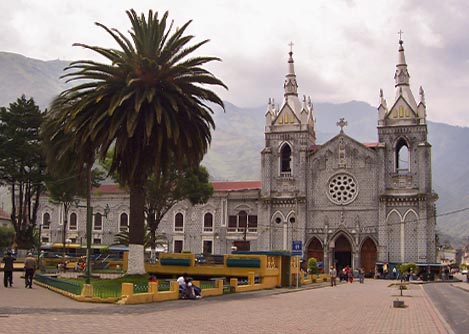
left=3, top=251, right=15, bottom=287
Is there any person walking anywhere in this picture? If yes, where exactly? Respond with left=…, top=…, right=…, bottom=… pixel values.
left=358, top=267, right=365, bottom=284
left=2, top=251, right=16, bottom=287
left=24, top=252, right=37, bottom=288
left=329, top=266, right=337, bottom=287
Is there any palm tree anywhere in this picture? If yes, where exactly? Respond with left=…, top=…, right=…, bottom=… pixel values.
left=45, top=9, right=226, bottom=274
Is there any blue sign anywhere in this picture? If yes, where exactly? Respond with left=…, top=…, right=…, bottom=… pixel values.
left=291, top=240, right=302, bottom=256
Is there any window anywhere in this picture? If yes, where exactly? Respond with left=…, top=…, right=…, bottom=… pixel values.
left=93, top=238, right=101, bottom=245
left=120, top=213, right=129, bottom=232
left=203, top=213, right=213, bottom=232
left=395, top=138, right=409, bottom=174
left=94, top=213, right=102, bottom=231
left=69, top=213, right=77, bottom=230
left=174, top=213, right=184, bottom=232
left=203, top=240, right=213, bottom=254
left=41, top=236, right=49, bottom=243
left=280, top=144, right=292, bottom=173
left=248, top=216, right=258, bottom=232
left=43, top=212, right=50, bottom=229
left=228, top=211, right=258, bottom=233
left=174, top=240, right=183, bottom=253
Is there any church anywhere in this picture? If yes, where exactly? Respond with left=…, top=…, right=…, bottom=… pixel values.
left=38, top=39, right=438, bottom=274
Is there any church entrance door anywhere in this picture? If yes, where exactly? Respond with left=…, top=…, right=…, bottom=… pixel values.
left=334, top=234, right=352, bottom=273
left=360, top=238, right=377, bottom=276
left=307, top=237, right=324, bottom=268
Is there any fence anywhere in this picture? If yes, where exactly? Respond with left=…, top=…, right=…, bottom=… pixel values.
left=35, top=274, right=82, bottom=295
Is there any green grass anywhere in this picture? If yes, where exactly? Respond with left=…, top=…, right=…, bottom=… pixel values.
left=62, top=274, right=154, bottom=298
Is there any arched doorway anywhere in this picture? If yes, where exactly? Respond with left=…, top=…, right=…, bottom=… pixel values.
left=307, top=237, right=324, bottom=270
left=334, top=234, right=352, bottom=272
left=360, top=238, right=377, bottom=276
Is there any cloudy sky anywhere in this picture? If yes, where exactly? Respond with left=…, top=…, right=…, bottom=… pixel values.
left=1, top=0, right=468, bottom=127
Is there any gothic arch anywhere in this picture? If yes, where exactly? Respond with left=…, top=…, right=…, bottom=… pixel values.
left=286, top=210, right=296, bottom=224
left=331, top=232, right=354, bottom=271
left=386, top=209, right=403, bottom=263
left=279, top=141, right=292, bottom=174
left=403, top=209, right=418, bottom=222
left=394, top=137, right=410, bottom=173
left=403, top=209, right=418, bottom=263
left=307, top=237, right=324, bottom=265
left=360, top=237, right=377, bottom=275
left=271, top=211, right=286, bottom=224
left=386, top=209, right=403, bottom=221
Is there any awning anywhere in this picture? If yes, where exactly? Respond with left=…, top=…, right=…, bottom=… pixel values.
left=51, top=243, right=81, bottom=249
left=109, top=245, right=128, bottom=252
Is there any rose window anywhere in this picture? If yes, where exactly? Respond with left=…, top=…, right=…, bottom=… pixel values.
left=327, top=174, right=358, bottom=205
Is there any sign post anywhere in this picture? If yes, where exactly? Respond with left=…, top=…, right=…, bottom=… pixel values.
left=292, top=240, right=302, bottom=288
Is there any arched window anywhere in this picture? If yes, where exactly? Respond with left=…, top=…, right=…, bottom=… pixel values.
left=280, top=144, right=292, bottom=173
left=43, top=212, right=50, bottom=229
left=69, top=213, right=77, bottom=230
left=94, top=213, right=102, bottom=231
left=120, top=213, right=128, bottom=232
left=395, top=138, right=409, bottom=174
left=203, top=213, right=213, bottom=232
left=174, top=213, right=184, bottom=232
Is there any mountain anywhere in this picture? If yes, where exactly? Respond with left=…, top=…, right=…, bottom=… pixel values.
left=1, top=52, right=468, bottom=245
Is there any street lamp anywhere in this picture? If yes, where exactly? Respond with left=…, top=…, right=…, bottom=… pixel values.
left=37, top=223, right=43, bottom=264
left=75, top=200, right=110, bottom=284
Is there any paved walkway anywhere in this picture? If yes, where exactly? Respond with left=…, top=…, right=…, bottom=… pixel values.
left=0, top=272, right=455, bottom=334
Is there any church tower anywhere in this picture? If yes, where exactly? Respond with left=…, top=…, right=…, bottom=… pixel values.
left=260, top=46, right=316, bottom=251
left=377, top=38, right=437, bottom=264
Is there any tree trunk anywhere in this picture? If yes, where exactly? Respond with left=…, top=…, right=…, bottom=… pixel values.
left=127, top=181, right=146, bottom=275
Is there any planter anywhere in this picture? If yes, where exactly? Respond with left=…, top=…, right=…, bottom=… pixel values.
left=393, top=300, right=405, bottom=308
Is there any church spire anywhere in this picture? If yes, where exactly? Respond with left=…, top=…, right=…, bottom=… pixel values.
left=284, top=42, right=298, bottom=98
left=393, top=36, right=417, bottom=111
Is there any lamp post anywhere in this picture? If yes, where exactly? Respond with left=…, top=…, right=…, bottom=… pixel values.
left=37, top=223, right=43, bottom=265
left=75, top=200, right=110, bottom=284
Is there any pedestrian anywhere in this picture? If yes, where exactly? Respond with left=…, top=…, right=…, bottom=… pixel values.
left=358, top=267, right=365, bottom=284
left=24, top=252, right=37, bottom=288
left=329, top=266, right=337, bottom=287
left=2, top=250, right=16, bottom=287
left=392, top=267, right=397, bottom=280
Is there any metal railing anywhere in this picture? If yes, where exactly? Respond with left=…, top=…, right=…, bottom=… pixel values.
left=35, top=274, right=82, bottom=295
left=93, top=286, right=121, bottom=298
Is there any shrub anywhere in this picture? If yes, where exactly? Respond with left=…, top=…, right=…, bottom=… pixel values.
left=307, top=257, right=319, bottom=275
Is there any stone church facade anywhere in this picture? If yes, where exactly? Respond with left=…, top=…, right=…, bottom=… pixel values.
left=38, top=39, right=437, bottom=273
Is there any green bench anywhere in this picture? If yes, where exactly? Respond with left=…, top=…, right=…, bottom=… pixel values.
left=226, top=258, right=261, bottom=268
left=159, top=258, right=191, bottom=266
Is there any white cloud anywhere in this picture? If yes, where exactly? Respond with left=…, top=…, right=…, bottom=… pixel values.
left=0, top=0, right=468, bottom=126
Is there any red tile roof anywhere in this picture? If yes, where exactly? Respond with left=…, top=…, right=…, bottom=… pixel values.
left=0, top=208, right=9, bottom=220
left=211, top=181, right=261, bottom=192
left=364, top=142, right=380, bottom=148
left=92, top=184, right=127, bottom=194
left=93, top=181, right=262, bottom=194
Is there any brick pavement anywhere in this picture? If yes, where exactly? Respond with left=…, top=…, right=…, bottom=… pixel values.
left=0, top=272, right=453, bottom=334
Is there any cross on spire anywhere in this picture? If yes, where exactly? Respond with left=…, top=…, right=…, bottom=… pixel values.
left=288, top=41, right=294, bottom=53
left=336, top=118, right=348, bottom=133
left=398, top=29, right=404, bottom=41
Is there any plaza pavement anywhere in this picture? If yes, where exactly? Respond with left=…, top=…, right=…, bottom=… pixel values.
left=0, top=271, right=461, bottom=334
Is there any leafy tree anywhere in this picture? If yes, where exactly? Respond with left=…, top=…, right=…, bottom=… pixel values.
left=0, top=96, right=46, bottom=249
left=145, top=163, right=213, bottom=258
left=44, top=9, right=226, bottom=274
left=0, top=226, right=15, bottom=250
left=45, top=166, right=106, bottom=258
